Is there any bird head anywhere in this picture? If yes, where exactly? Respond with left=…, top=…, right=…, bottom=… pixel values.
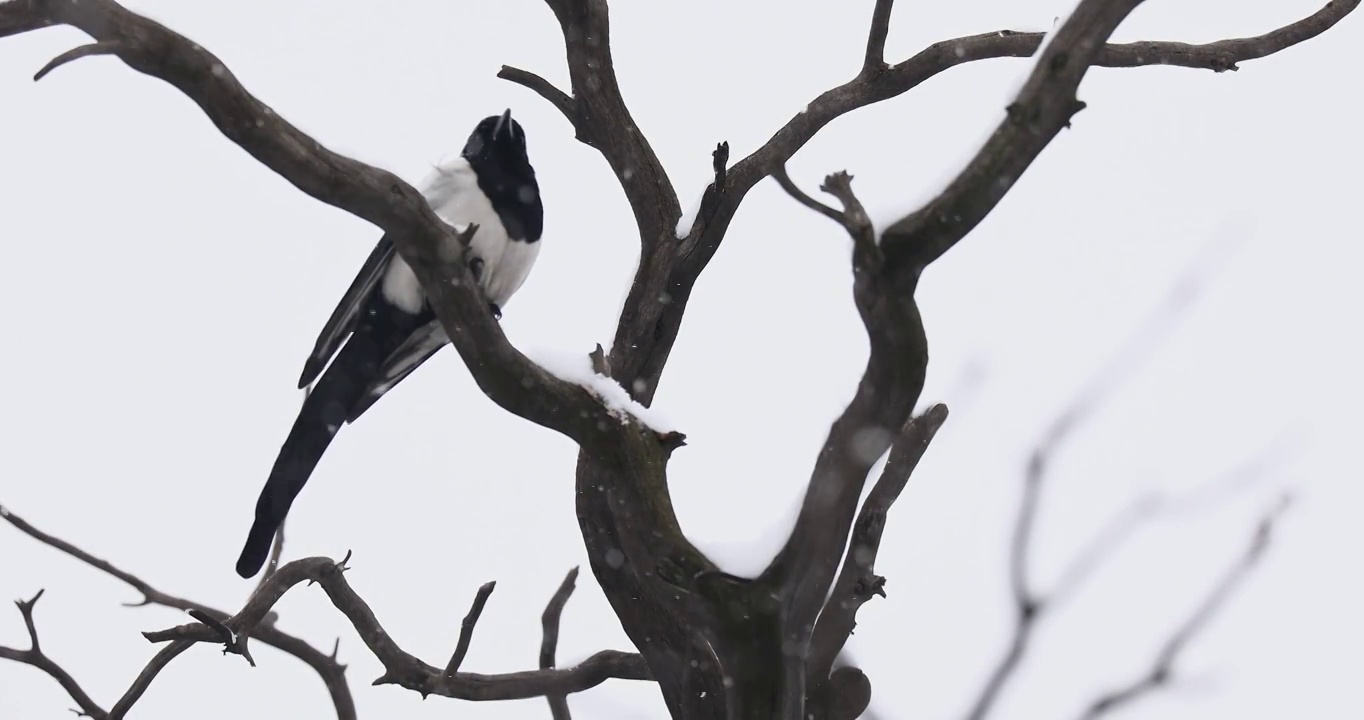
left=462, top=109, right=530, bottom=168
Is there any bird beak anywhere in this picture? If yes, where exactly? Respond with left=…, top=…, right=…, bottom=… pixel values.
left=493, top=108, right=513, bottom=140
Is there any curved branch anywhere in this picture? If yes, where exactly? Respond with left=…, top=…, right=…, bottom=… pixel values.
left=772, top=165, right=845, bottom=225
left=0, top=0, right=615, bottom=445
left=498, top=65, right=575, bottom=121
left=32, top=40, right=122, bottom=80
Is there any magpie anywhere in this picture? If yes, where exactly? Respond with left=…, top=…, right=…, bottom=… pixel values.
left=235, top=109, right=544, bottom=578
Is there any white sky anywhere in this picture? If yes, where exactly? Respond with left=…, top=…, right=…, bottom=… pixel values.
left=2, top=1, right=1361, bottom=718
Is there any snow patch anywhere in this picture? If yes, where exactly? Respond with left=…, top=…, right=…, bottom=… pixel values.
left=529, top=347, right=675, bottom=433
left=687, top=488, right=806, bottom=579
left=675, top=191, right=703, bottom=238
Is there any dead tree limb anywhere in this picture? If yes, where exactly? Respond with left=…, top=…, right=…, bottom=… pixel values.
left=0, top=588, right=199, bottom=720
left=1, top=505, right=358, bottom=720
left=0, top=590, right=107, bottom=719
left=137, top=554, right=651, bottom=701
left=956, top=234, right=1282, bottom=720
left=445, top=581, right=497, bottom=676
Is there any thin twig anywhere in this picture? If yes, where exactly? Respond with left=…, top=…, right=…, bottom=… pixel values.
left=541, top=567, right=580, bottom=720
left=863, top=0, right=895, bottom=71
left=498, top=65, right=576, bottom=126
left=445, top=581, right=497, bottom=676
left=33, top=40, right=122, bottom=80
left=1077, top=496, right=1293, bottom=720
left=963, top=230, right=1249, bottom=720
left=773, top=164, right=845, bottom=225
left=256, top=521, right=286, bottom=591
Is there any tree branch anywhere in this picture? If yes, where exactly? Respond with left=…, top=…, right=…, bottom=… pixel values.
left=508, top=0, right=679, bottom=245
left=1077, top=496, right=1294, bottom=720
left=0, top=590, right=107, bottom=719
left=772, top=165, right=845, bottom=225
left=141, top=555, right=651, bottom=702
left=445, top=581, right=497, bottom=676
left=255, top=522, right=288, bottom=591
left=682, top=0, right=1358, bottom=309
left=863, top=0, right=895, bottom=72
left=2, top=504, right=358, bottom=720
left=736, top=0, right=1358, bottom=216
left=32, top=39, right=122, bottom=80
left=961, top=229, right=1257, bottom=720
left=879, top=0, right=1145, bottom=274
left=818, top=171, right=878, bottom=266
left=497, top=65, right=575, bottom=120
left=807, top=405, right=950, bottom=680
left=0, top=588, right=201, bottom=720
left=0, top=0, right=621, bottom=447
left=541, top=568, right=580, bottom=720
left=760, top=160, right=929, bottom=719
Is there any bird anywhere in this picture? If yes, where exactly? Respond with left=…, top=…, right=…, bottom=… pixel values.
left=235, top=109, right=544, bottom=578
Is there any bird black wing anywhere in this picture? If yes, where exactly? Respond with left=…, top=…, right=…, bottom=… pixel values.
left=297, top=235, right=396, bottom=389
left=346, top=318, right=447, bottom=423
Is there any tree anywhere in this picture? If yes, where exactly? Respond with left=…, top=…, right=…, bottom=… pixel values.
left=0, top=1, right=1355, bottom=719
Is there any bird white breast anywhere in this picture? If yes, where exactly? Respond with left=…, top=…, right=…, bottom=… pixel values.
left=380, top=157, right=534, bottom=313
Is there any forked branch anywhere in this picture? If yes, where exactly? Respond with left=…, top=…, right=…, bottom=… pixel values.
left=139, top=555, right=651, bottom=702
left=0, top=590, right=106, bottom=719
left=1, top=505, right=357, bottom=720
left=0, top=588, right=200, bottom=720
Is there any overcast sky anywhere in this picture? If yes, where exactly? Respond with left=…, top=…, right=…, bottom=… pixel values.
left=2, top=1, right=1361, bottom=718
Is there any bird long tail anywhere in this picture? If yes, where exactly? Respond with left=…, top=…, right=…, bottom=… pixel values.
left=236, top=333, right=384, bottom=578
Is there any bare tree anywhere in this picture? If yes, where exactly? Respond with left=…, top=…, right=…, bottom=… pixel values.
left=0, top=1, right=1354, bottom=719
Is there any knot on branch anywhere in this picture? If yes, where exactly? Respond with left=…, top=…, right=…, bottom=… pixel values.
left=589, top=343, right=611, bottom=376
left=826, top=666, right=872, bottom=720
left=819, top=171, right=881, bottom=273
left=656, top=429, right=688, bottom=453
left=852, top=574, right=886, bottom=600
left=712, top=141, right=730, bottom=192
left=186, top=609, right=255, bottom=666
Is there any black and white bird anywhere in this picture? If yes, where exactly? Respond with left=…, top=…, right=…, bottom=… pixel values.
left=235, top=110, right=543, bottom=578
